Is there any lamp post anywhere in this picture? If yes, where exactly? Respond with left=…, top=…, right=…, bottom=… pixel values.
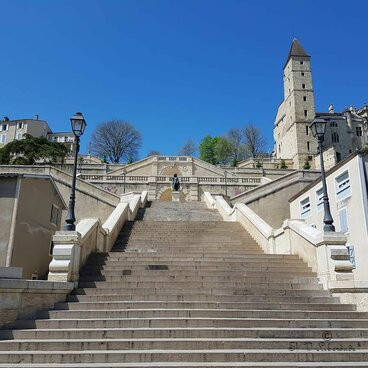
left=64, top=112, right=87, bottom=231
left=309, top=117, right=335, bottom=232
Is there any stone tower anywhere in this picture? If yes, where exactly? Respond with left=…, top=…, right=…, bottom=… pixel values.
left=274, top=39, right=317, bottom=168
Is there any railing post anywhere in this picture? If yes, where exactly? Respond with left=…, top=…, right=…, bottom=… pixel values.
left=48, top=231, right=81, bottom=283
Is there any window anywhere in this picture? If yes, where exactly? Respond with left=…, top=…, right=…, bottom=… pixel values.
left=0, top=134, right=6, bottom=143
left=301, top=72, right=305, bottom=76
left=300, top=61, right=304, bottom=65
left=50, top=205, right=61, bottom=226
left=307, top=141, right=310, bottom=151
left=16, top=133, right=22, bottom=140
left=347, top=245, right=356, bottom=269
left=303, top=96, right=307, bottom=101
left=332, top=132, right=339, bottom=143
left=338, top=207, right=349, bottom=233
left=1, top=124, right=8, bottom=131
left=316, top=188, right=324, bottom=212
left=336, top=152, right=341, bottom=162
left=300, top=197, right=311, bottom=219
left=330, top=121, right=337, bottom=127
left=306, top=126, right=309, bottom=135
left=335, top=170, right=351, bottom=202
left=302, top=84, right=306, bottom=89
left=356, top=126, right=362, bottom=136
left=17, top=122, right=23, bottom=129
left=304, top=110, right=308, bottom=117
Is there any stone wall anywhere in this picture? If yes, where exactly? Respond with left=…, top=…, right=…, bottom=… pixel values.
left=231, top=170, right=321, bottom=228
left=0, top=278, right=73, bottom=328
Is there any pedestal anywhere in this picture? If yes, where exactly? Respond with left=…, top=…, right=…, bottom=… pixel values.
left=172, top=191, right=180, bottom=202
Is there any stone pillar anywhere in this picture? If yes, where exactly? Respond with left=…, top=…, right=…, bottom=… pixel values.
left=172, top=191, right=180, bottom=202
left=189, top=177, right=199, bottom=201
left=48, top=231, right=81, bottom=283
left=315, top=232, right=354, bottom=289
left=148, top=176, right=157, bottom=201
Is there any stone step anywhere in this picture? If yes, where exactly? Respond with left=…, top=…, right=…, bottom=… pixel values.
left=2, top=327, right=364, bottom=340
left=77, top=275, right=319, bottom=284
left=85, top=266, right=313, bottom=274
left=84, top=260, right=311, bottom=268
left=55, top=300, right=355, bottom=311
left=71, top=287, right=329, bottom=297
left=0, top=349, right=367, bottom=364
left=16, top=317, right=367, bottom=329
left=76, top=281, right=324, bottom=291
left=39, top=309, right=368, bottom=320
left=95, top=253, right=301, bottom=260
left=66, top=294, right=340, bottom=304
left=0, top=337, right=365, bottom=351
left=79, top=269, right=317, bottom=278
left=1, top=362, right=368, bottom=367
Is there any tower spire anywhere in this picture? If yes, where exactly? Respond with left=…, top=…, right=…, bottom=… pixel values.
left=284, top=38, right=310, bottom=68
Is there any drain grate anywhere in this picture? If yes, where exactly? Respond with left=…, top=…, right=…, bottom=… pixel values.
left=146, top=265, right=169, bottom=270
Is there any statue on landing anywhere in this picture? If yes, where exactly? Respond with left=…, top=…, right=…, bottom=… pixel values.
left=172, top=173, right=180, bottom=191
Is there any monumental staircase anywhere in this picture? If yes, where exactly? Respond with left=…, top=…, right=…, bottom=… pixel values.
left=0, top=201, right=368, bottom=366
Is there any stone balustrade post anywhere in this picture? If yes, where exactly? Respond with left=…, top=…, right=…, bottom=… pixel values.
left=48, top=231, right=81, bottom=283
left=189, top=177, right=198, bottom=201
left=315, top=232, right=354, bottom=289
left=148, top=176, right=157, bottom=201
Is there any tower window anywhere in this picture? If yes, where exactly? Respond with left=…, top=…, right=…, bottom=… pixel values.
left=332, top=132, right=340, bottom=143
left=303, top=96, right=307, bottom=101
left=304, top=110, right=308, bottom=117
left=301, top=72, right=305, bottom=76
left=356, top=126, right=362, bottom=136
left=300, top=61, right=304, bottom=65
left=302, top=84, right=306, bottom=89
left=306, top=126, right=309, bottom=135
left=307, top=141, right=310, bottom=151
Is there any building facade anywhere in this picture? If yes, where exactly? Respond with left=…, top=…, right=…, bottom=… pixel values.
left=289, top=152, right=368, bottom=285
left=274, top=39, right=368, bottom=169
left=0, top=115, right=75, bottom=153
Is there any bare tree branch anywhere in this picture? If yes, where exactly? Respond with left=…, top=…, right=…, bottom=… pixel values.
left=178, top=139, right=197, bottom=156
left=90, top=120, right=142, bottom=163
left=242, top=124, right=267, bottom=157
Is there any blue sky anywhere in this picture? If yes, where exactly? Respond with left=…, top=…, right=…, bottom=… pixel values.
left=0, top=0, right=367, bottom=158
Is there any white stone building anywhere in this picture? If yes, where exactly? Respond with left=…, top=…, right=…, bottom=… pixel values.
left=289, top=152, right=368, bottom=285
left=274, top=39, right=368, bottom=169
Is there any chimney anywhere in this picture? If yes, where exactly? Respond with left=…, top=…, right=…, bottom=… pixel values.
left=34, top=114, right=39, bottom=120
left=328, top=104, right=334, bottom=114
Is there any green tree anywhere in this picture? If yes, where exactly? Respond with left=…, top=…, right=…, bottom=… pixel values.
left=280, top=159, right=287, bottom=169
left=0, top=134, right=68, bottom=165
left=303, top=160, right=311, bottom=170
left=199, top=136, right=219, bottom=165
left=214, top=136, right=234, bottom=164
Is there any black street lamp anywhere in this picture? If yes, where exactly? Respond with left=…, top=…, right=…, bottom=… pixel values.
left=310, top=117, right=335, bottom=232
left=64, top=112, right=87, bottom=231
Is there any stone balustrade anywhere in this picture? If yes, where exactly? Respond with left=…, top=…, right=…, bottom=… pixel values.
left=48, top=191, right=148, bottom=283
left=204, top=192, right=354, bottom=292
